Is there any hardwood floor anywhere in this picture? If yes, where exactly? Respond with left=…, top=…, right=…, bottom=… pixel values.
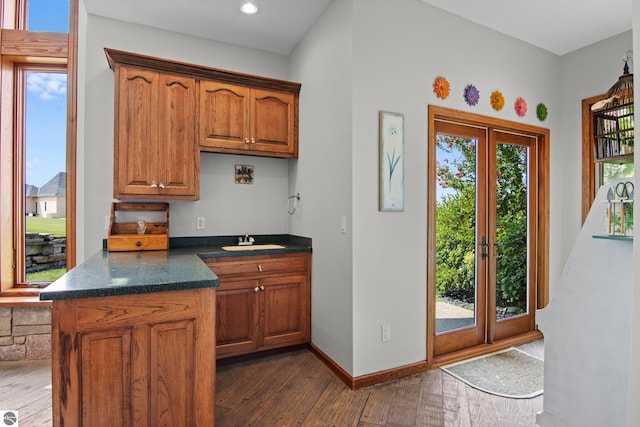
left=0, top=359, right=52, bottom=426
left=0, top=345, right=543, bottom=426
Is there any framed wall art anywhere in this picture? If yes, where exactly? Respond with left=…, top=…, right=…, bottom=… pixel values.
left=379, top=111, right=404, bottom=211
left=235, top=164, right=254, bottom=184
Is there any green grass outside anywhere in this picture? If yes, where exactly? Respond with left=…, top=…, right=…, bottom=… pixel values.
left=25, top=217, right=67, bottom=283
left=25, top=216, right=66, bottom=236
left=26, top=267, right=66, bottom=283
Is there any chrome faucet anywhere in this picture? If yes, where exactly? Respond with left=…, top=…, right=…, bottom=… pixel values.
left=238, top=233, right=255, bottom=245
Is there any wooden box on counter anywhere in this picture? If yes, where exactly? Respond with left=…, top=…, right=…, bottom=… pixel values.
left=108, top=202, right=169, bottom=251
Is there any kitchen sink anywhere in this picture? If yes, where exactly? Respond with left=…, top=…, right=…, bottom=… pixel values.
left=221, top=244, right=286, bottom=251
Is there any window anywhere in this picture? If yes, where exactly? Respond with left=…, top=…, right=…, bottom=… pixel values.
left=25, top=0, right=69, bottom=32
left=581, top=95, right=635, bottom=222
left=0, top=0, right=77, bottom=294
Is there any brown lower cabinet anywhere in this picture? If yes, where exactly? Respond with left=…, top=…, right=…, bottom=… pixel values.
left=206, top=252, right=311, bottom=358
left=50, top=287, right=216, bottom=427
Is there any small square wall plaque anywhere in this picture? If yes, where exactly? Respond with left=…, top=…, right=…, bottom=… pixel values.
left=235, top=165, right=254, bottom=184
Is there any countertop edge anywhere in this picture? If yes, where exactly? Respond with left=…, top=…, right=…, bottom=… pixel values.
left=40, top=278, right=218, bottom=301
left=41, top=235, right=311, bottom=301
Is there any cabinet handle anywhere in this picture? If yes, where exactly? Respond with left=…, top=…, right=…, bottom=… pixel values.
left=258, top=264, right=263, bottom=272
left=150, top=181, right=158, bottom=188
left=260, top=285, right=265, bottom=291
left=250, top=137, right=255, bottom=144
left=159, top=182, right=165, bottom=189
left=245, top=137, right=250, bottom=144
left=254, top=286, right=260, bottom=292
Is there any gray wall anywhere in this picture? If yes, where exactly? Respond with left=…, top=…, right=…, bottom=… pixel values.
left=288, top=0, right=355, bottom=374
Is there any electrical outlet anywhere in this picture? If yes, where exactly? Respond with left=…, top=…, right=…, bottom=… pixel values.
left=381, top=324, right=391, bottom=342
left=105, top=215, right=110, bottom=230
left=196, top=217, right=205, bottom=230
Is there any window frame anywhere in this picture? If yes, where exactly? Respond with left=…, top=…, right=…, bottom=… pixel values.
left=0, top=0, right=77, bottom=294
left=15, top=63, right=68, bottom=288
left=581, top=94, right=605, bottom=223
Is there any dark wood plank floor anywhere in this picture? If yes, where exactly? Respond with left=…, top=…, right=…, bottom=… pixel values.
left=0, top=345, right=543, bottom=426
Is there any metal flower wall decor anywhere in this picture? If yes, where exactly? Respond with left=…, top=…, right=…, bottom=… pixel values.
left=464, top=84, right=480, bottom=106
left=514, top=97, right=528, bottom=117
left=432, top=75, right=548, bottom=121
left=433, top=76, right=451, bottom=100
left=490, top=90, right=505, bottom=111
left=536, top=103, right=548, bottom=121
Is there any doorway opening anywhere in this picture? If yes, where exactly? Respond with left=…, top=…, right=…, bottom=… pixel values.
left=427, top=106, right=549, bottom=366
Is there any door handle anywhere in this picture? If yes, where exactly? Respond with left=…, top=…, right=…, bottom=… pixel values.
left=481, top=236, right=489, bottom=260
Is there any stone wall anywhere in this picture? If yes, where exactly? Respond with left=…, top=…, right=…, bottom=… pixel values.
left=0, top=306, right=51, bottom=360
left=25, top=233, right=66, bottom=273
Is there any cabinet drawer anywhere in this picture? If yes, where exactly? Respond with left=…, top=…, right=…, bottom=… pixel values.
left=207, top=254, right=308, bottom=278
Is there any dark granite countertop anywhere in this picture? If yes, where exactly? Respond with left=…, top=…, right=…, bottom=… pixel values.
left=171, top=234, right=312, bottom=259
left=39, top=234, right=311, bottom=301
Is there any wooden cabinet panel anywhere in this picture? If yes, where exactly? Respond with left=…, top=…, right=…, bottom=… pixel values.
left=200, top=81, right=249, bottom=151
left=262, top=275, right=310, bottom=349
left=80, top=329, right=132, bottom=426
left=113, top=65, right=199, bottom=200
left=150, top=320, right=195, bottom=427
left=158, top=73, right=198, bottom=196
left=116, top=67, right=159, bottom=197
left=200, top=83, right=298, bottom=158
left=215, top=280, right=260, bottom=357
left=251, top=89, right=296, bottom=156
left=50, top=288, right=215, bottom=427
left=208, top=253, right=311, bottom=359
left=208, top=253, right=308, bottom=278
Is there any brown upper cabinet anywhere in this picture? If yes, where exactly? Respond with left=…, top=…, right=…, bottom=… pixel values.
left=112, top=65, right=199, bottom=200
left=200, top=82, right=298, bottom=157
left=105, top=50, right=301, bottom=200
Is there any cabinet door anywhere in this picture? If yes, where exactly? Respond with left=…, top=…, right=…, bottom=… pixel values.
left=216, top=279, right=260, bottom=358
left=149, top=319, right=197, bottom=426
left=158, top=74, right=199, bottom=198
left=250, top=89, right=297, bottom=157
left=115, top=67, right=160, bottom=197
left=51, top=288, right=216, bottom=427
left=261, top=274, right=310, bottom=349
left=79, top=329, right=132, bottom=426
left=200, top=81, right=250, bottom=151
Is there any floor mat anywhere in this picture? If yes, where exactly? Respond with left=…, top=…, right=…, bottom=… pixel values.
left=440, top=347, right=543, bottom=398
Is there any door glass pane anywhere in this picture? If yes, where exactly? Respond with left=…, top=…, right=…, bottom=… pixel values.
left=435, top=134, right=477, bottom=333
left=495, top=143, right=528, bottom=320
left=27, top=0, right=70, bottom=32
left=24, top=71, right=67, bottom=285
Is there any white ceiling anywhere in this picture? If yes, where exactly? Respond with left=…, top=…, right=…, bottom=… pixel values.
left=83, top=0, right=632, bottom=57
left=420, top=0, right=632, bottom=56
left=83, top=0, right=333, bottom=56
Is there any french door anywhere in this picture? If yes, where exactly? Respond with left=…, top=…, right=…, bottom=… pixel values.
left=430, top=119, right=538, bottom=357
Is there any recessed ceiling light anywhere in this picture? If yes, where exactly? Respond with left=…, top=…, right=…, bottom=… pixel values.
left=241, top=2, right=258, bottom=14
